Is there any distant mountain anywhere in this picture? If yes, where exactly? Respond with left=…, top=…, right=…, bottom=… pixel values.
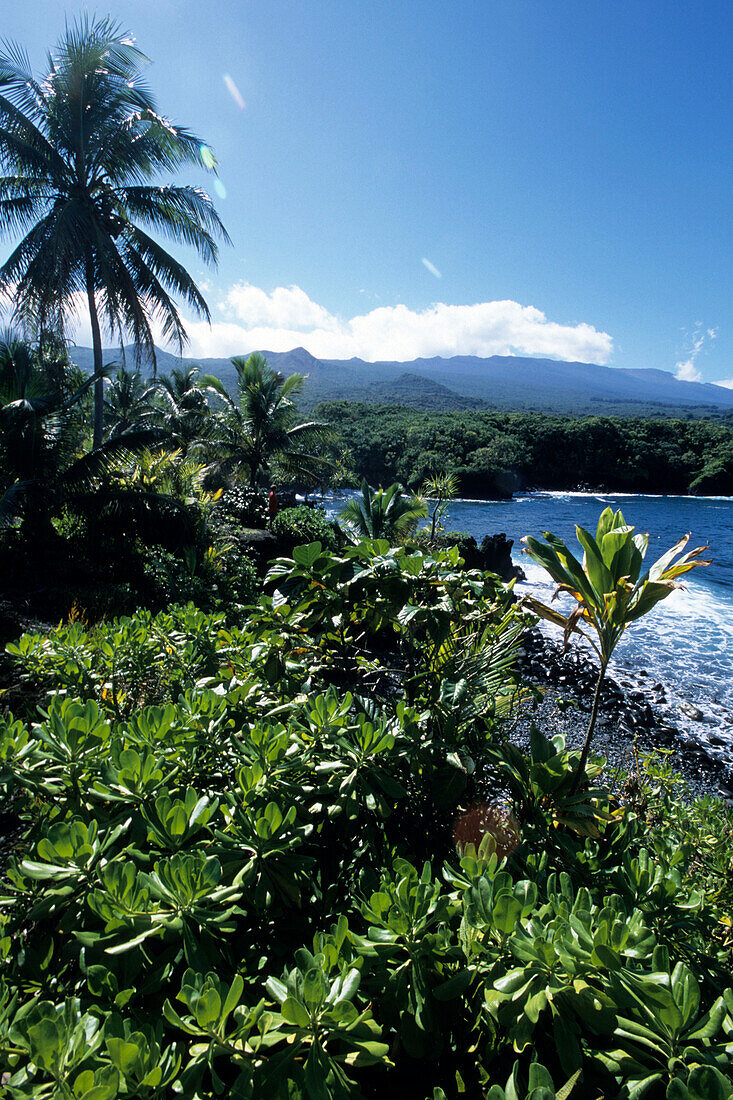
left=68, top=344, right=733, bottom=415
left=356, top=373, right=484, bottom=411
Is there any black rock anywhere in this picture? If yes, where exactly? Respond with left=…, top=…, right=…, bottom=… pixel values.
left=479, top=533, right=524, bottom=582
left=679, top=701, right=705, bottom=722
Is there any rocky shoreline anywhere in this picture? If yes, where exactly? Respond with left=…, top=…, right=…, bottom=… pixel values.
left=514, top=629, right=733, bottom=803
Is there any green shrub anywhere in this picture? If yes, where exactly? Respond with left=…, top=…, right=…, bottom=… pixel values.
left=2, top=536, right=732, bottom=1097
left=215, top=484, right=268, bottom=529
left=140, top=545, right=259, bottom=612
left=271, top=504, right=338, bottom=550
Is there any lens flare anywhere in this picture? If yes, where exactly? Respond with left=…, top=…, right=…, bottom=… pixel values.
left=199, top=145, right=216, bottom=170
left=422, top=257, right=442, bottom=279
left=223, top=73, right=246, bottom=110
left=214, top=179, right=227, bottom=200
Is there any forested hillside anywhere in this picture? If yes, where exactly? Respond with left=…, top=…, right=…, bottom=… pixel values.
left=320, top=402, right=733, bottom=497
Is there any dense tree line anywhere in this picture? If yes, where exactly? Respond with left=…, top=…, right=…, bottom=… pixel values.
left=319, top=401, right=733, bottom=497
left=0, top=335, right=337, bottom=623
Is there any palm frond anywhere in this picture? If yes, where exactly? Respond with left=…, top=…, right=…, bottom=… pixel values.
left=433, top=613, right=525, bottom=727
left=121, top=226, right=213, bottom=317
left=118, top=185, right=231, bottom=255
left=61, top=428, right=171, bottom=492
left=88, top=487, right=198, bottom=548
left=0, top=477, right=31, bottom=528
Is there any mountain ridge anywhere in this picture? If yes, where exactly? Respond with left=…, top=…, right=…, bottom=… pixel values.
left=67, top=344, right=733, bottom=415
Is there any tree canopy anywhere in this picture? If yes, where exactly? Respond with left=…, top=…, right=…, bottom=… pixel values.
left=0, top=15, right=229, bottom=446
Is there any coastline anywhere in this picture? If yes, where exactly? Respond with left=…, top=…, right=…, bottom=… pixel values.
left=514, top=629, right=733, bottom=803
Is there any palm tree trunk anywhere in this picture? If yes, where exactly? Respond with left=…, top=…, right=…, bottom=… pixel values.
left=85, top=259, right=105, bottom=450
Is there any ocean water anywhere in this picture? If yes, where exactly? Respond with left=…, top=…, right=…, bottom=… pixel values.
left=447, top=492, right=733, bottom=759
left=326, top=491, right=733, bottom=758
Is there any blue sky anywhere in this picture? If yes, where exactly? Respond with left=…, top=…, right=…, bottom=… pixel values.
left=4, top=1, right=732, bottom=383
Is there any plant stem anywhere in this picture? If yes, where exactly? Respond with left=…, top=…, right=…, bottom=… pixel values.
left=429, top=497, right=439, bottom=542
left=570, top=659, right=607, bottom=794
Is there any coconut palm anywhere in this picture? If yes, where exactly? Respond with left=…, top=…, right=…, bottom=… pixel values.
left=103, top=366, right=159, bottom=439
left=0, top=16, right=229, bottom=449
left=210, top=352, right=336, bottom=488
left=155, top=365, right=226, bottom=455
left=340, top=480, right=427, bottom=542
left=0, top=328, right=98, bottom=490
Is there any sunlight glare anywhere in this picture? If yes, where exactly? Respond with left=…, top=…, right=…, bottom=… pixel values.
left=199, top=145, right=216, bottom=170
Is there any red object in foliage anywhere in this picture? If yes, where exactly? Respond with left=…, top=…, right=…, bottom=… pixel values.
left=453, top=802, right=520, bottom=860
left=268, top=490, right=279, bottom=519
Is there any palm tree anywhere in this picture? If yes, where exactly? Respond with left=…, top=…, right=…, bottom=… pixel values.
left=0, top=328, right=153, bottom=531
left=0, top=328, right=97, bottom=488
left=103, top=366, right=158, bottom=439
left=210, top=352, right=336, bottom=488
left=0, top=16, right=229, bottom=449
left=155, top=365, right=226, bottom=455
left=340, top=480, right=427, bottom=542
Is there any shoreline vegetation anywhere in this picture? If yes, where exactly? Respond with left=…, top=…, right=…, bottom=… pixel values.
left=3, top=512, right=733, bottom=1097
left=2, top=19, right=733, bottom=1098
left=318, top=401, right=733, bottom=499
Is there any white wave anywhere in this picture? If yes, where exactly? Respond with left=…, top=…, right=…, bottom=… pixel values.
left=533, top=491, right=733, bottom=502
left=519, top=556, right=733, bottom=732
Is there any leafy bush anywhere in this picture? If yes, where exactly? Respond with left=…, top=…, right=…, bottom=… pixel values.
left=6, top=604, right=227, bottom=716
left=215, top=484, right=268, bottom=529
left=271, top=505, right=338, bottom=550
left=140, top=545, right=259, bottom=612
left=2, top=537, right=733, bottom=1097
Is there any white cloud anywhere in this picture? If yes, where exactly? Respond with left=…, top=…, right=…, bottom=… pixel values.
left=221, top=282, right=337, bottom=331
left=7, top=280, right=613, bottom=367
left=675, top=325, right=717, bottom=383
left=675, top=359, right=702, bottom=383
left=714, top=378, right=733, bottom=390
left=180, top=283, right=614, bottom=364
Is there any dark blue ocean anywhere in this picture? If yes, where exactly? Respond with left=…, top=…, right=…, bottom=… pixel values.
left=325, top=491, right=733, bottom=758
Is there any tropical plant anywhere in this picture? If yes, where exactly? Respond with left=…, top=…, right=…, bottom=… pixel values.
left=260, top=538, right=518, bottom=706
left=522, top=507, right=709, bottom=789
left=103, top=366, right=158, bottom=439
left=0, top=16, right=229, bottom=448
left=0, top=330, right=90, bottom=477
left=488, top=724, right=611, bottom=838
left=421, top=471, right=459, bottom=541
left=453, top=1062, right=581, bottom=1100
left=271, top=504, right=339, bottom=550
left=340, top=480, right=428, bottom=541
left=2, top=544, right=733, bottom=1096
left=154, top=366, right=226, bottom=455
left=210, top=352, right=336, bottom=488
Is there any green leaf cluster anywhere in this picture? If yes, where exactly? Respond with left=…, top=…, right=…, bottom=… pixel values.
left=0, top=538, right=732, bottom=1097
